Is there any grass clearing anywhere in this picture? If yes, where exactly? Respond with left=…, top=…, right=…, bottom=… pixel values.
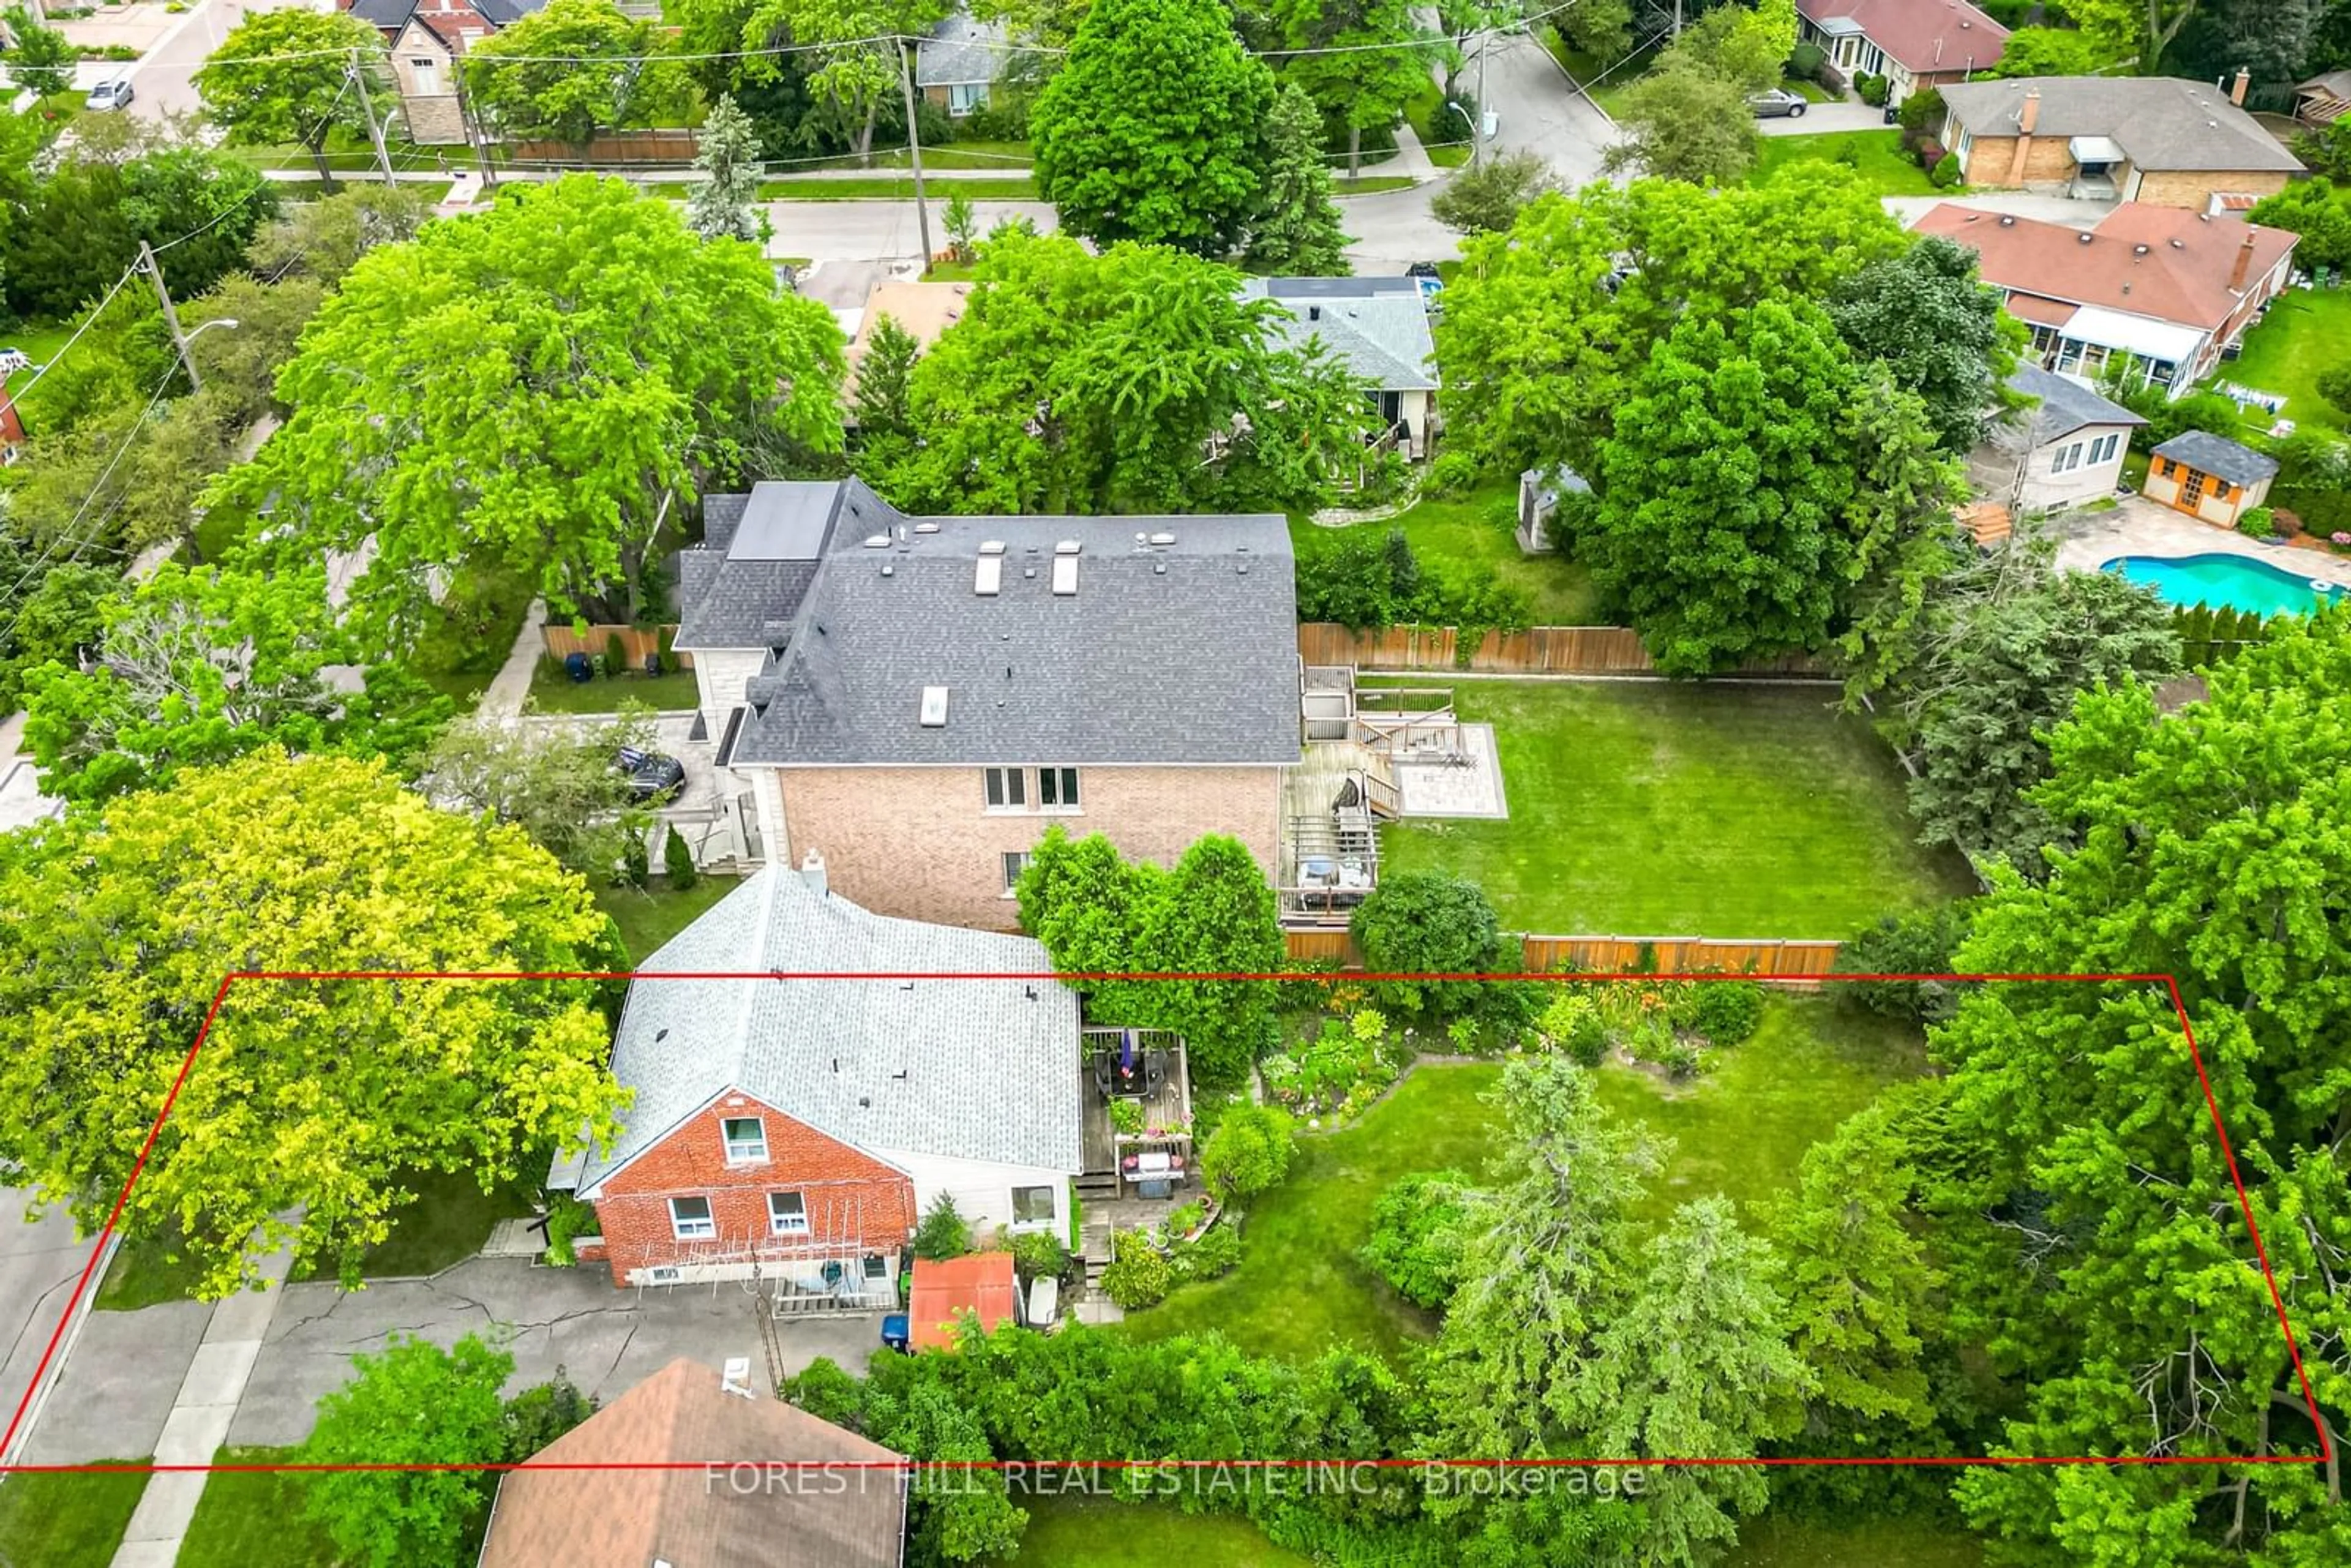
left=357, top=1165, right=542, bottom=1279
left=525, top=656, right=700, bottom=713
left=1335, top=175, right=1417, bottom=195
left=2210, top=285, right=2351, bottom=435
left=1290, top=481, right=1599, bottom=625
left=175, top=1447, right=347, bottom=1568
left=1728, top=1512, right=1987, bottom=1567
left=1002, top=1497, right=1314, bottom=1566
left=2, top=317, right=74, bottom=399
left=1750, top=130, right=1939, bottom=196
left=0, top=1460, right=151, bottom=1567
left=596, top=872, right=743, bottom=962
left=1370, top=679, right=1974, bottom=936
left=95, top=1222, right=212, bottom=1311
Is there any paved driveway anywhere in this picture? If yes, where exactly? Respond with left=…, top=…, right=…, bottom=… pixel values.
left=1757, top=99, right=1889, bottom=135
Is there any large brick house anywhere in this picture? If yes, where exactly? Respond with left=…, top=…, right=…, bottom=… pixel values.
left=344, top=0, right=549, bottom=146
left=1937, top=76, right=2303, bottom=209
left=673, top=478, right=1300, bottom=931
left=551, top=861, right=1081, bottom=1292
left=1796, top=0, right=2009, bottom=105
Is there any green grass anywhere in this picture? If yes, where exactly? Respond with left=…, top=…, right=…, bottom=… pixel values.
left=1120, top=1064, right=1502, bottom=1363
left=2, top=317, right=73, bottom=399
left=1403, top=80, right=1475, bottom=168
left=1750, top=130, right=1940, bottom=196
left=1595, top=994, right=1928, bottom=1223
left=176, top=1448, right=347, bottom=1568
left=1543, top=28, right=1665, bottom=116
left=1290, top=481, right=1600, bottom=625
left=596, top=872, right=743, bottom=962
left=1782, top=75, right=1839, bottom=103
left=759, top=176, right=1041, bottom=200
left=923, top=259, right=983, bottom=282
left=95, top=1223, right=213, bottom=1311
left=1334, top=175, right=1417, bottom=195
left=2209, top=286, right=2351, bottom=435
left=1000, top=1497, right=1314, bottom=1566
left=1727, top=1512, right=1987, bottom=1567
left=0, top=1460, right=151, bottom=1567
left=1370, top=680, right=1976, bottom=937
left=526, top=657, right=700, bottom=713
left=354, top=1165, right=542, bottom=1279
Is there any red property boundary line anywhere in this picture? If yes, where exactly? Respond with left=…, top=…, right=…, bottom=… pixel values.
left=0, top=969, right=2329, bottom=1477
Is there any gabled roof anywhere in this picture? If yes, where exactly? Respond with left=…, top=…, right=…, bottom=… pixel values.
left=1796, top=0, right=2009, bottom=76
left=479, top=1358, right=904, bottom=1568
left=572, top=867, right=1082, bottom=1196
left=700, top=478, right=1300, bottom=769
left=1240, top=277, right=1439, bottom=392
left=1938, top=76, right=2304, bottom=173
left=916, top=11, right=1009, bottom=88
left=1913, top=202, right=2298, bottom=334
left=909, top=1252, right=1019, bottom=1350
left=358, top=0, right=547, bottom=45
left=675, top=484, right=834, bottom=651
left=2006, top=362, right=2146, bottom=445
left=2153, top=430, right=2279, bottom=488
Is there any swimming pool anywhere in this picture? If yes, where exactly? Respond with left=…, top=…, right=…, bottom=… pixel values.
left=2104, top=553, right=2350, bottom=617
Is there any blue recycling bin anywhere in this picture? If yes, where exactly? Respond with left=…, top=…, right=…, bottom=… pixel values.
left=880, top=1313, right=910, bottom=1353
left=563, top=651, right=593, bottom=683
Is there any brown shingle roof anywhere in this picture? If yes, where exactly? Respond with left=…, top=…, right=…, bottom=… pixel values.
left=1798, top=0, right=2009, bottom=75
left=1913, top=203, right=2298, bottom=334
left=479, top=1359, right=906, bottom=1568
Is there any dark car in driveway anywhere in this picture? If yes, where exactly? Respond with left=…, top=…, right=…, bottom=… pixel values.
left=616, top=746, right=686, bottom=803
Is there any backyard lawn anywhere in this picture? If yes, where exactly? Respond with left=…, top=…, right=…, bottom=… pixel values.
left=2210, top=285, right=2351, bottom=435
left=176, top=1448, right=351, bottom=1568
left=1001, top=1497, right=1315, bottom=1566
left=0, top=1460, right=149, bottom=1567
left=1370, top=679, right=1974, bottom=936
left=596, top=871, right=743, bottom=962
left=1291, top=482, right=1599, bottom=625
left=1750, top=130, right=1939, bottom=196
left=525, top=656, right=700, bottom=713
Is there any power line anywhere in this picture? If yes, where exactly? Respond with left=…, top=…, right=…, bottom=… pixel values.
left=0, top=365, right=184, bottom=639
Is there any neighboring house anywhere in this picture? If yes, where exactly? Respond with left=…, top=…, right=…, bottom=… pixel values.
left=1796, top=0, right=2009, bottom=103
left=672, top=477, right=1300, bottom=931
left=1970, top=362, right=2147, bottom=516
left=844, top=280, right=972, bottom=417
left=1913, top=202, right=2298, bottom=397
left=1937, top=75, right=2303, bottom=208
left=909, top=1251, right=1021, bottom=1350
left=550, top=862, right=1084, bottom=1291
left=1241, top=277, right=1440, bottom=460
left=478, top=1357, right=906, bottom=1568
left=915, top=10, right=1009, bottom=117
left=2296, top=69, right=2351, bottom=127
left=2142, top=430, right=2280, bottom=529
left=343, top=0, right=548, bottom=146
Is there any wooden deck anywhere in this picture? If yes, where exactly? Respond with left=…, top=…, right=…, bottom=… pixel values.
left=1079, top=1028, right=1194, bottom=1191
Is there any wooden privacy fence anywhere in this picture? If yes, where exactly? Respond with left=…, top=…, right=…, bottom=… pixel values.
left=1281, top=929, right=1843, bottom=975
left=541, top=624, right=694, bottom=669
left=506, top=130, right=700, bottom=165
left=1295, top=623, right=1831, bottom=679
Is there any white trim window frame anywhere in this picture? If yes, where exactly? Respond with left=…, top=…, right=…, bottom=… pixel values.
left=669, top=1195, right=716, bottom=1240
left=1037, top=767, right=1081, bottom=813
left=721, top=1116, right=768, bottom=1165
left=982, top=765, right=1027, bottom=812
left=768, top=1190, right=809, bottom=1237
left=1010, top=1184, right=1057, bottom=1231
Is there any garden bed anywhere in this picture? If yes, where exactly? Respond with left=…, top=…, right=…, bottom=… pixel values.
left=1289, top=482, right=1599, bottom=625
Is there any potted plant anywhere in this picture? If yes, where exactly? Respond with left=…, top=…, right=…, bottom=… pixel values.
left=1109, top=1098, right=1144, bottom=1136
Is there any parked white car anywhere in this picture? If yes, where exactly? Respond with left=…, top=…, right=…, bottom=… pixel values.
left=85, top=78, right=135, bottom=113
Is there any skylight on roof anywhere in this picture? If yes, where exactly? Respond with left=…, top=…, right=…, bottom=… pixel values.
left=1051, top=555, right=1078, bottom=596
left=919, top=686, right=948, bottom=727
left=976, top=557, right=1002, bottom=596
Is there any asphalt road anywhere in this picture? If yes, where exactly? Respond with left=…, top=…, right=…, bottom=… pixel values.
left=0, top=1188, right=104, bottom=1461
left=126, top=0, right=326, bottom=124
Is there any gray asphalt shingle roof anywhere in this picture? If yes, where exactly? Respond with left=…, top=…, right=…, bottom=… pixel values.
left=675, top=484, right=838, bottom=651
left=571, top=868, right=1081, bottom=1196
left=2153, top=430, right=2280, bottom=488
left=2008, top=362, right=2147, bottom=443
left=1938, top=77, right=2304, bottom=173
left=1241, top=278, right=1439, bottom=391
left=916, top=12, right=1009, bottom=87
left=702, top=479, right=1299, bottom=768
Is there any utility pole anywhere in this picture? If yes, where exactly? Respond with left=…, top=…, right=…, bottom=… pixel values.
left=138, top=242, right=200, bottom=394
left=1475, top=29, right=1490, bottom=168
left=349, top=50, right=397, bottom=187
left=456, top=69, right=497, bottom=189
left=896, top=41, right=935, bottom=270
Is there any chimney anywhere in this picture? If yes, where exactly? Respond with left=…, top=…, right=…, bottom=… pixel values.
left=2230, top=67, right=2249, bottom=107
left=800, top=849, right=828, bottom=898
left=2230, top=230, right=2256, bottom=291
left=2018, top=88, right=2040, bottom=136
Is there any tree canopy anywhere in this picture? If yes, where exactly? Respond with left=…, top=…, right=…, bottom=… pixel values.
left=464, top=0, right=689, bottom=157
left=195, top=9, right=391, bottom=182
left=1245, top=80, right=1351, bottom=275
left=1827, top=234, right=2022, bottom=454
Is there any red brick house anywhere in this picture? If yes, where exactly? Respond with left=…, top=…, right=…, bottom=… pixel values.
left=553, top=861, right=1082, bottom=1296
left=344, top=0, right=550, bottom=145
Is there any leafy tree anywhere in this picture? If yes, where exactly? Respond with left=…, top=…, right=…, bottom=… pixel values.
left=7, top=146, right=277, bottom=321
left=2068, top=0, right=2202, bottom=69
left=0, top=748, right=628, bottom=1297
left=1, top=392, right=238, bottom=558
left=1245, top=80, right=1350, bottom=275
left=1553, top=0, right=1632, bottom=62
left=872, top=1381, right=1026, bottom=1563
left=851, top=310, right=922, bottom=444
left=1834, top=901, right=1977, bottom=1024
left=882, top=233, right=1371, bottom=518
left=1134, top=835, right=1286, bottom=1085
left=195, top=10, right=389, bottom=182
left=664, top=823, right=698, bottom=887
left=1665, top=0, right=1799, bottom=97
left=739, top=0, right=948, bottom=162
left=1349, top=870, right=1504, bottom=1018
left=183, top=272, right=332, bottom=430
left=2, top=6, right=73, bottom=99
left=464, top=0, right=688, bottom=159
left=296, top=1334, right=513, bottom=1567
left=1831, top=361, right=1971, bottom=700
left=1032, top=0, right=1275, bottom=255
left=1605, top=59, right=1758, bottom=186
left=418, top=707, right=658, bottom=880
left=243, top=180, right=430, bottom=285
left=1989, top=24, right=2104, bottom=76
left=1934, top=605, right=2351, bottom=1562
left=0, top=561, right=115, bottom=714
left=500, top=1373, right=596, bottom=1458
left=1274, top=0, right=1433, bottom=175
left=1360, top=1168, right=1477, bottom=1308
left=687, top=92, right=768, bottom=242
left=263, top=175, right=846, bottom=628
left=23, top=562, right=454, bottom=805
left=1429, top=148, right=1558, bottom=235
left=1197, top=1102, right=1295, bottom=1204
left=911, top=1193, right=974, bottom=1259
left=2296, top=116, right=2351, bottom=184
left=1828, top=234, right=2023, bottom=454
left=2251, top=178, right=2351, bottom=273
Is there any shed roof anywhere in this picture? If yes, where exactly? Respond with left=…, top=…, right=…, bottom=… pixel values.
left=2152, top=430, right=2280, bottom=487
left=909, top=1253, right=1020, bottom=1350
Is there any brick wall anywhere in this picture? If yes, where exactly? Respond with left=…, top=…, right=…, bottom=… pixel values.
left=1962, top=133, right=2083, bottom=189
left=774, top=764, right=1284, bottom=930
left=2133, top=168, right=2291, bottom=209
left=589, top=1090, right=916, bottom=1289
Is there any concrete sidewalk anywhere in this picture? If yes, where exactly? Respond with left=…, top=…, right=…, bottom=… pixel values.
left=478, top=598, right=549, bottom=719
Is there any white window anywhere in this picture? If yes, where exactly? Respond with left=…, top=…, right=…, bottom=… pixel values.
left=948, top=82, right=986, bottom=115
left=721, top=1116, right=767, bottom=1164
left=410, top=58, right=441, bottom=95
left=2050, top=441, right=2085, bottom=475
left=983, top=766, right=1026, bottom=810
left=669, top=1196, right=715, bottom=1240
left=1038, top=767, right=1080, bottom=811
left=767, top=1191, right=808, bottom=1236
left=2090, top=433, right=2120, bottom=465
left=1002, top=850, right=1032, bottom=893
left=863, top=1253, right=892, bottom=1280
left=1011, top=1185, right=1057, bottom=1228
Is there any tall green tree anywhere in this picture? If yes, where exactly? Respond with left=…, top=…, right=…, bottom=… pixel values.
left=1032, top=0, right=1276, bottom=255
left=262, top=175, right=846, bottom=629
left=1429, top=148, right=1558, bottom=235
left=418, top=707, right=659, bottom=881
left=463, top=0, right=688, bottom=160
left=1827, top=234, right=2023, bottom=454
left=1245, top=80, right=1350, bottom=275
left=194, top=9, right=389, bottom=183
left=739, top=0, right=948, bottom=162
left=1603, top=60, right=1758, bottom=187
left=687, top=92, right=768, bottom=242
left=0, top=749, right=629, bottom=1297
left=1274, top=0, right=1433, bottom=175
left=2, top=6, right=74, bottom=99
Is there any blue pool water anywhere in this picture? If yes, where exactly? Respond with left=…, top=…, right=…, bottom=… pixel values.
left=2105, top=553, right=2349, bottom=617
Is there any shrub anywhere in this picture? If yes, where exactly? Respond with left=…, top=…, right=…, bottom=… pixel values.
left=616, top=830, right=649, bottom=888
left=1351, top=871, right=1504, bottom=1019
left=501, top=1376, right=595, bottom=1460
left=1108, top=1097, right=1144, bottom=1136
left=1857, top=73, right=1889, bottom=107
left=2238, top=505, right=2276, bottom=539
left=1422, top=448, right=1483, bottom=497
left=1164, top=1199, right=1207, bottom=1237
left=911, top=1194, right=972, bottom=1261
left=1914, top=138, right=1947, bottom=173
left=2316, top=364, right=2351, bottom=420
left=2277, top=486, right=2351, bottom=536
left=1009, top=1229, right=1070, bottom=1284
left=1537, top=992, right=1611, bottom=1067
left=1101, top=1229, right=1172, bottom=1308
left=1897, top=86, right=1944, bottom=149
left=784, top=1357, right=865, bottom=1427
left=1685, top=980, right=1765, bottom=1046
left=663, top=823, right=696, bottom=888
left=1787, top=41, right=1825, bottom=81
left=1662, top=1038, right=1703, bottom=1080
left=1198, top=1103, right=1294, bottom=1204
left=1930, top=152, right=1961, bottom=188
left=1360, top=1170, right=1477, bottom=1308
left=541, top=1193, right=599, bottom=1266
left=1835, top=903, right=1977, bottom=1023
left=1170, top=1222, right=1240, bottom=1282
left=603, top=632, right=626, bottom=673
